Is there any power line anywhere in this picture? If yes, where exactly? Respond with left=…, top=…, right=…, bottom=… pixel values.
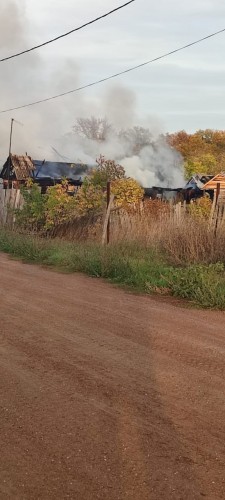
left=1, top=26, right=224, bottom=114
left=0, top=0, right=135, bottom=62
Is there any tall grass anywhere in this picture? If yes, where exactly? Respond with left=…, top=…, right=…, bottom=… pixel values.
left=112, top=211, right=225, bottom=265
left=51, top=205, right=225, bottom=266
left=1, top=199, right=225, bottom=309
left=0, top=227, right=225, bottom=309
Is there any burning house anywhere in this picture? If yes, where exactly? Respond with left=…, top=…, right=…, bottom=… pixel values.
left=143, top=186, right=183, bottom=202
left=143, top=174, right=215, bottom=202
left=0, top=155, right=35, bottom=188
left=183, top=174, right=214, bottom=201
left=0, top=154, right=221, bottom=205
left=32, top=160, right=89, bottom=193
left=0, top=155, right=90, bottom=192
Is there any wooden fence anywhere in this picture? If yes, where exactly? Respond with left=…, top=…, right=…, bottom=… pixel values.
left=0, top=188, right=23, bottom=227
left=1, top=186, right=225, bottom=237
left=210, top=192, right=225, bottom=231
left=171, top=197, right=225, bottom=228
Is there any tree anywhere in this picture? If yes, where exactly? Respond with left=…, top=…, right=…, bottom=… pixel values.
left=119, top=126, right=152, bottom=155
left=90, top=156, right=125, bottom=188
left=73, top=156, right=143, bottom=215
left=73, top=117, right=113, bottom=141
left=167, top=129, right=225, bottom=178
left=184, top=153, right=217, bottom=179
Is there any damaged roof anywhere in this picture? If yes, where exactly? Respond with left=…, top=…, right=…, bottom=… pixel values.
left=0, top=156, right=92, bottom=182
left=33, top=160, right=89, bottom=180
left=10, top=155, right=35, bottom=180
left=184, top=174, right=213, bottom=190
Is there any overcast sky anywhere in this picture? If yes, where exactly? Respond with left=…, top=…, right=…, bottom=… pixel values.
left=0, top=0, right=225, bottom=160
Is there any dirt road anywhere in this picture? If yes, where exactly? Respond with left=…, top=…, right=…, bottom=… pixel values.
left=0, top=254, right=225, bottom=499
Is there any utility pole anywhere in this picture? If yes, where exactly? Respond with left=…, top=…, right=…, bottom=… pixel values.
left=7, top=118, right=14, bottom=187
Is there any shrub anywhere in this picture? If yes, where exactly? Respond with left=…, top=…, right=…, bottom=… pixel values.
left=111, top=178, right=144, bottom=207
left=74, top=181, right=105, bottom=216
left=45, top=180, right=77, bottom=228
left=16, top=180, right=46, bottom=231
left=189, top=195, right=212, bottom=220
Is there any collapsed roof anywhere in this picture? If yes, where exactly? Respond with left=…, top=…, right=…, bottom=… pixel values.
left=184, top=174, right=213, bottom=191
left=33, top=160, right=89, bottom=180
left=0, top=155, right=35, bottom=181
left=0, top=155, right=90, bottom=182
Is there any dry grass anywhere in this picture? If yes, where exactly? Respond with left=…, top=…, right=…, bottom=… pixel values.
left=112, top=211, right=225, bottom=265
left=161, top=219, right=225, bottom=265
left=49, top=211, right=103, bottom=241
left=46, top=200, right=225, bottom=266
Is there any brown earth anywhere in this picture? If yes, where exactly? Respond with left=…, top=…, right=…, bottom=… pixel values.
left=0, top=253, right=225, bottom=499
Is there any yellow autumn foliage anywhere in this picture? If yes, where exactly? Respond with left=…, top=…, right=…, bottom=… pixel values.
left=74, top=183, right=104, bottom=216
left=45, top=181, right=77, bottom=228
left=111, top=178, right=144, bottom=207
left=189, top=195, right=212, bottom=219
left=42, top=158, right=145, bottom=226
left=72, top=158, right=144, bottom=215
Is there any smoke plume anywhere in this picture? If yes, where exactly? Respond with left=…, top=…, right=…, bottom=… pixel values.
left=0, top=0, right=184, bottom=188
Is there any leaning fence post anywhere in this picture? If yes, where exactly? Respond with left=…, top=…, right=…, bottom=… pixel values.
left=102, top=182, right=114, bottom=245
left=107, top=181, right=111, bottom=245
left=214, top=183, right=221, bottom=236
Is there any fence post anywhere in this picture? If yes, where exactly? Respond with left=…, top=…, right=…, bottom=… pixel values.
left=102, top=182, right=115, bottom=245
left=216, top=183, right=221, bottom=204
left=107, top=181, right=111, bottom=244
left=214, top=183, right=221, bottom=236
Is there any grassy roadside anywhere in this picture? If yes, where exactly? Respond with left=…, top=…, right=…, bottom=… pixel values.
left=0, top=229, right=225, bottom=310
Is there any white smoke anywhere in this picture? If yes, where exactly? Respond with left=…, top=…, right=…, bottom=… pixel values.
left=0, top=1, right=184, bottom=188
left=120, top=142, right=184, bottom=188
left=53, top=85, right=184, bottom=187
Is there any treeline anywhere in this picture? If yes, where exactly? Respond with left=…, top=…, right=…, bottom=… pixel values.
left=167, top=130, right=225, bottom=178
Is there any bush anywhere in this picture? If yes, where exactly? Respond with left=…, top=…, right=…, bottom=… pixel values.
left=111, top=178, right=144, bottom=207
left=16, top=181, right=46, bottom=231
left=45, top=180, right=77, bottom=228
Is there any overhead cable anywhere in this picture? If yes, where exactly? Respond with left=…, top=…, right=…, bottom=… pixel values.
left=0, top=0, right=135, bottom=62
left=0, top=26, right=224, bottom=114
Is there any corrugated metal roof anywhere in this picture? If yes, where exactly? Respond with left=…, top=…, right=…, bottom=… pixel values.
left=202, top=173, right=225, bottom=190
left=11, top=155, right=34, bottom=180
